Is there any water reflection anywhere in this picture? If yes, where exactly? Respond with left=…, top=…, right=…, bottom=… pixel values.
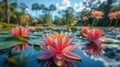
left=38, top=58, right=80, bottom=67
left=0, top=28, right=120, bottom=67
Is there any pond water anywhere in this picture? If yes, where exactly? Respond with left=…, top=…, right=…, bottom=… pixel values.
left=0, top=27, right=120, bottom=67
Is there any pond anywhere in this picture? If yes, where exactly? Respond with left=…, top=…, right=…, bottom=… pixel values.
left=0, top=26, right=120, bottom=67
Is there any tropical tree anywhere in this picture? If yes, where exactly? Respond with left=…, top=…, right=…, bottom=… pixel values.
left=4, top=0, right=10, bottom=23
left=39, top=4, right=45, bottom=14
left=19, top=3, right=28, bottom=13
left=63, top=7, right=75, bottom=24
left=32, top=3, right=40, bottom=17
left=49, top=4, right=56, bottom=19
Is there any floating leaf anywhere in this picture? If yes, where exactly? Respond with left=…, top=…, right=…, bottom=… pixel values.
left=0, top=37, right=24, bottom=50
left=33, top=45, right=41, bottom=51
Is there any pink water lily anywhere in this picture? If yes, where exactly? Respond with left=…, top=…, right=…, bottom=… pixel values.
left=81, top=26, right=90, bottom=34
left=85, top=42, right=105, bottom=55
left=82, top=27, right=106, bottom=55
left=83, top=27, right=105, bottom=44
left=13, top=43, right=29, bottom=50
left=12, top=26, right=29, bottom=37
left=38, top=32, right=81, bottom=66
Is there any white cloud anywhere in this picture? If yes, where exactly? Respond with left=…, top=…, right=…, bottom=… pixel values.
left=100, top=0, right=106, bottom=3
left=25, top=8, right=30, bottom=13
left=57, top=0, right=71, bottom=10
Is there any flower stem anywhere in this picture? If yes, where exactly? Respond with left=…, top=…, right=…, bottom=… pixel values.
left=91, top=18, right=96, bottom=27
left=84, top=21, right=86, bottom=26
left=115, top=19, right=119, bottom=27
left=108, top=19, right=112, bottom=27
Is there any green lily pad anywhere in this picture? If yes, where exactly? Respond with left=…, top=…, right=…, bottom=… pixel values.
left=33, top=45, right=41, bottom=51
left=0, top=37, right=26, bottom=50
left=28, top=38, right=44, bottom=45
left=0, top=30, right=11, bottom=34
left=0, top=34, right=12, bottom=38
left=104, top=38, right=120, bottom=45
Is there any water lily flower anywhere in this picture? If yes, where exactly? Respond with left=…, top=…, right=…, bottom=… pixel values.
left=81, top=26, right=90, bottom=34
left=83, top=28, right=105, bottom=44
left=27, top=26, right=37, bottom=31
left=12, top=26, right=29, bottom=37
left=115, top=11, right=120, bottom=18
left=85, top=42, right=104, bottom=55
left=39, top=26, right=44, bottom=30
left=82, top=16, right=88, bottom=21
left=91, top=11, right=104, bottom=19
left=22, top=43, right=29, bottom=50
left=13, top=43, right=29, bottom=50
left=72, top=20, right=77, bottom=25
left=13, top=45, right=21, bottom=50
left=82, top=27, right=106, bottom=55
left=48, top=26, right=53, bottom=29
left=33, top=19, right=38, bottom=24
left=108, top=12, right=117, bottom=19
left=38, top=32, right=81, bottom=66
left=24, top=15, right=30, bottom=21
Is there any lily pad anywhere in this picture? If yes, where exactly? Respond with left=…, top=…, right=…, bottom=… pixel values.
left=0, top=34, right=12, bottom=38
left=33, top=45, right=41, bottom=51
left=0, top=37, right=25, bottom=50
left=0, top=30, right=11, bottom=34
left=104, top=38, right=120, bottom=44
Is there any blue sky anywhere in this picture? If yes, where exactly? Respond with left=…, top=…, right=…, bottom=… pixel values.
left=17, top=0, right=84, bottom=17
left=17, top=0, right=107, bottom=17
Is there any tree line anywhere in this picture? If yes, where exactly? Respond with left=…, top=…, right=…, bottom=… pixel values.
left=0, top=0, right=120, bottom=27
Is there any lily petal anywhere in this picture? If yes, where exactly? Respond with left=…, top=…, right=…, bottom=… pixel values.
left=62, top=46, right=72, bottom=52
left=53, top=57, right=64, bottom=66
left=39, top=43, right=48, bottom=50
left=56, top=54, right=64, bottom=60
left=38, top=52, right=54, bottom=60
left=63, top=52, right=81, bottom=60
left=70, top=44, right=80, bottom=51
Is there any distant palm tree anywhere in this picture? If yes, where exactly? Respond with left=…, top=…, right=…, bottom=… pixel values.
left=10, top=2, right=18, bottom=12
left=32, top=3, right=40, bottom=17
left=49, top=4, right=56, bottom=20
left=4, top=0, right=10, bottom=23
left=19, top=3, right=28, bottom=12
left=39, top=4, right=45, bottom=12
left=39, top=4, right=47, bottom=14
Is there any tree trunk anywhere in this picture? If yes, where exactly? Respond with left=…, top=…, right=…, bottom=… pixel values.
left=5, top=0, right=10, bottom=24
left=36, top=10, right=37, bottom=17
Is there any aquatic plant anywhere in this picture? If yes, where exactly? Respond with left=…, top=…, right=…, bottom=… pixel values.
left=91, top=11, right=104, bottom=19
left=108, top=11, right=120, bottom=27
left=33, top=19, right=38, bottom=24
left=13, top=43, right=29, bottom=50
left=38, top=32, right=81, bottom=66
left=12, top=26, right=29, bottom=37
left=82, top=16, right=88, bottom=22
left=91, top=11, right=104, bottom=27
left=82, top=27, right=105, bottom=55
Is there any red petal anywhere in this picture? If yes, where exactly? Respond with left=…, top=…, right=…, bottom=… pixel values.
left=62, top=46, right=72, bottom=52
left=64, top=37, right=75, bottom=48
left=56, top=54, right=64, bottom=60
left=39, top=43, right=48, bottom=50
left=47, top=46, right=56, bottom=52
left=63, top=52, right=81, bottom=60
left=70, top=44, right=80, bottom=51
left=53, top=57, right=64, bottom=66
left=38, top=52, right=54, bottom=59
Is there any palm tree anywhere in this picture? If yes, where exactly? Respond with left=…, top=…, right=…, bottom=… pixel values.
left=39, top=4, right=45, bottom=14
left=39, top=4, right=47, bottom=14
left=49, top=4, right=56, bottom=20
left=32, top=3, right=40, bottom=17
left=19, top=3, right=28, bottom=12
left=4, top=0, right=10, bottom=23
